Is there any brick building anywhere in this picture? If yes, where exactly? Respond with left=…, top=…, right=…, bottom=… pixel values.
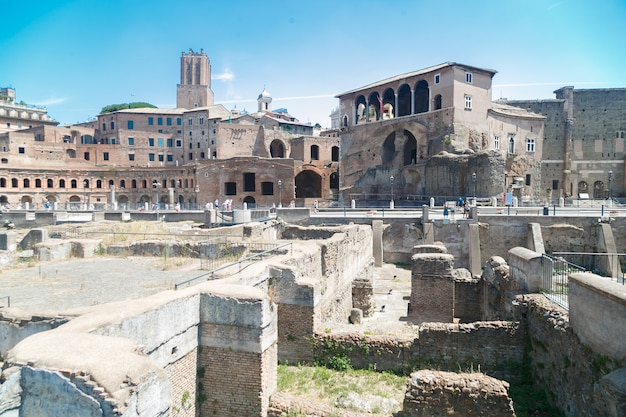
left=0, top=87, right=58, bottom=134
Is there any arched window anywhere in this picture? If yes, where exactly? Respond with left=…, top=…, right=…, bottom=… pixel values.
left=47, top=179, right=54, bottom=188
left=343, top=115, right=348, bottom=127
left=23, top=179, right=30, bottom=188
left=434, top=94, right=442, bottom=110
left=132, top=179, right=137, bottom=189
left=311, top=145, right=319, bottom=161
left=109, top=180, right=114, bottom=187
left=35, top=179, right=42, bottom=188
left=71, top=179, right=77, bottom=188
left=331, top=146, right=339, bottom=162
left=96, top=180, right=102, bottom=188
left=508, top=136, right=515, bottom=154
left=0, top=178, right=6, bottom=187
left=83, top=179, right=89, bottom=188
left=120, top=180, right=126, bottom=189
left=142, top=179, right=147, bottom=188
left=59, top=179, right=66, bottom=188
left=11, top=178, right=18, bottom=188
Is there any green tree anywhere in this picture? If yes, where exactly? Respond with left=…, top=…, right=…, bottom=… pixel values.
left=100, top=102, right=157, bottom=114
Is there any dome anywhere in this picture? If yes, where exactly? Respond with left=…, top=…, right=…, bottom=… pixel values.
left=258, top=88, right=271, bottom=99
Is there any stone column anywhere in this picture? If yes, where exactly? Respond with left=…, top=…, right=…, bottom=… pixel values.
left=372, top=220, right=383, bottom=267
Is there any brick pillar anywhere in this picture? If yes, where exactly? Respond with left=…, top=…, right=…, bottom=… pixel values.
left=409, top=253, right=455, bottom=324
left=198, top=285, right=277, bottom=417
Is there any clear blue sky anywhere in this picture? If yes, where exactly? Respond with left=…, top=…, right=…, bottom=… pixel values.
left=2, top=0, right=625, bottom=128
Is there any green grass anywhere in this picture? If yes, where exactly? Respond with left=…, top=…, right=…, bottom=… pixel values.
left=277, top=364, right=406, bottom=415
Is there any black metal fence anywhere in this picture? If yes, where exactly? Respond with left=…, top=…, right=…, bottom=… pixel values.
left=541, top=254, right=586, bottom=310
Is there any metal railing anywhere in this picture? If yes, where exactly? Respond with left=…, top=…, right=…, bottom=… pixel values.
left=552, top=252, right=626, bottom=285
left=541, top=254, right=586, bottom=310
left=175, top=242, right=292, bottom=289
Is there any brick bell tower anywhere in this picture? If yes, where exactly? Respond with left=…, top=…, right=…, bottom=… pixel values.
left=176, top=48, right=214, bottom=109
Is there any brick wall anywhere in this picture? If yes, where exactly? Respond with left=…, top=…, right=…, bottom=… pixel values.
left=277, top=302, right=319, bottom=364
left=198, top=343, right=276, bottom=417
left=165, top=347, right=198, bottom=417
left=409, top=253, right=455, bottom=324
left=454, top=278, right=481, bottom=322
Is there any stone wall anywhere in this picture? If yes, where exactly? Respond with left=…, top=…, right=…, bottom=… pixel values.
left=409, top=253, right=455, bottom=324
left=0, top=313, right=68, bottom=357
left=402, top=370, right=515, bottom=417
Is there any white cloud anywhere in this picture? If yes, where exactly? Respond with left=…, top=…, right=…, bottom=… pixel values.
left=213, top=69, right=234, bottom=81
left=32, top=97, right=69, bottom=106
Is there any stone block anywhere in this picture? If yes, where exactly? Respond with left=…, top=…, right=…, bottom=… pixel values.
left=412, top=253, right=455, bottom=276
left=0, top=231, right=17, bottom=251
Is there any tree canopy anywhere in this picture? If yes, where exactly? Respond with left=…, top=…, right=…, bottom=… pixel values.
left=100, top=102, right=157, bottom=114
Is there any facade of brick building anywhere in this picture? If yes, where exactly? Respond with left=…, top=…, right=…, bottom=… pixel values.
left=0, top=87, right=58, bottom=134
left=504, top=87, right=626, bottom=200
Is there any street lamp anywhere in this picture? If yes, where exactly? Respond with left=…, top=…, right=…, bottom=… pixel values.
left=153, top=180, right=160, bottom=219
left=390, top=175, right=394, bottom=208
left=608, top=170, right=613, bottom=201
left=472, top=172, right=477, bottom=204
left=277, top=179, right=283, bottom=208
left=83, top=180, right=88, bottom=210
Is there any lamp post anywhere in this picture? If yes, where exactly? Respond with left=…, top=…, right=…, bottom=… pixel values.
left=472, top=172, right=477, bottom=205
left=608, top=170, right=613, bottom=202
left=278, top=179, right=282, bottom=208
left=153, top=180, right=160, bottom=219
left=390, top=175, right=394, bottom=209
left=83, top=180, right=88, bottom=210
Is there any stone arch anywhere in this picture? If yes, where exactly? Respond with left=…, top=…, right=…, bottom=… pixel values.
left=414, top=80, right=429, bottom=114
left=295, top=170, right=322, bottom=198
left=434, top=94, right=442, bottom=110
left=21, top=196, right=33, bottom=204
left=577, top=181, right=588, bottom=197
left=139, top=195, right=151, bottom=204
left=68, top=195, right=80, bottom=202
left=382, top=88, right=395, bottom=119
left=45, top=195, right=57, bottom=203
left=243, top=196, right=256, bottom=208
left=355, top=95, right=366, bottom=125
left=593, top=181, right=605, bottom=199
left=397, top=84, right=411, bottom=117
left=403, top=131, right=417, bottom=166
left=66, top=149, right=76, bottom=158
left=270, top=140, right=285, bottom=158
left=382, top=132, right=396, bottom=165
left=368, top=92, right=383, bottom=121
left=117, top=195, right=129, bottom=203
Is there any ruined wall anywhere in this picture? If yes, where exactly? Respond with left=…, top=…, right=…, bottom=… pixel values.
left=454, top=275, right=481, bottom=322
left=409, top=253, right=455, bottom=324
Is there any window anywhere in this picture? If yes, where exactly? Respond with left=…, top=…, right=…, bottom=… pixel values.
left=188, top=118, right=193, bottom=126
left=35, top=179, right=41, bottom=188
left=23, top=179, right=30, bottom=188
left=157, top=117, right=163, bottom=125
left=332, top=146, right=339, bottom=161
left=225, top=182, right=237, bottom=195
left=311, top=145, right=319, bottom=160
left=434, top=73, right=440, bottom=84
left=552, top=180, right=559, bottom=190
left=616, top=131, right=625, bottom=139
left=189, top=153, right=193, bottom=160
left=465, top=72, right=473, bottom=83
left=59, top=179, right=65, bottom=188
left=148, top=117, right=154, bottom=125
left=464, top=95, right=472, bottom=110
left=110, top=121, right=115, bottom=130
left=128, top=154, right=135, bottom=161
left=166, top=117, right=172, bottom=126
left=70, top=179, right=77, bottom=188
left=197, top=142, right=200, bottom=149
left=103, top=152, right=109, bottom=161
left=127, top=120, right=134, bottom=130
left=243, top=173, right=255, bottom=192
left=199, top=117, right=204, bottom=125
left=131, top=180, right=137, bottom=188
left=149, top=153, right=155, bottom=161
left=189, top=143, right=192, bottom=149
left=167, top=154, right=173, bottom=162
left=158, top=154, right=164, bottom=162
left=84, top=152, right=90, bottom=160
left=47, top=179, right=53, bottom=188
left=176, top=118, right=182, bottom=125
left=200, top=152, right=205, bottom=159
left=128, top=137, right=135, bottom=146
left=176, top=139, right=182, bottom=147
left=261, top=182, right=274, bottom=195
left=18, top=147, right=25, bottom=154
left=526, top=138, right=536, bottom=152
left=158, top=138, right=164, bottom=147
left=167, top=138, right=173, bottom=147
left=494, top=135, right=500, bottom=150
left=111, top=138, right=116, bottom=144
left=148, top=138, right=155, bottom=147
left=102, top=123, right=106, bottom=131
left=525, top=174, right=531, bottom=186
left=508, top=135, right=515, bottom=154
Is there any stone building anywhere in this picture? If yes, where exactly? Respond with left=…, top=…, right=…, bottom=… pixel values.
left=0, top=87, right=58, bottom=134
left=336, top=62, right=544, bottom=204
left=504, top=87, right=626, bottom=200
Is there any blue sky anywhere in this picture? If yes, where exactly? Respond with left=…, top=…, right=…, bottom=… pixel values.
left=2, top=0, right=625, bottom=128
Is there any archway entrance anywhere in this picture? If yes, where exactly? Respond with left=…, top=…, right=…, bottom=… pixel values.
left=295, top=171, right=322, bottom=198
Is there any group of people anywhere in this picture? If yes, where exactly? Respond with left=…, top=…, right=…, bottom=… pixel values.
left=443, top=198, right=472, bottom=219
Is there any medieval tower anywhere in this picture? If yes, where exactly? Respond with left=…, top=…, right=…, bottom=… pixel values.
left=176, top=48, right=214, bottom=109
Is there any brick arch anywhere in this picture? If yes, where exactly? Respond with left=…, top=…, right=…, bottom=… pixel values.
left=295, top=170, right=322, bottom=198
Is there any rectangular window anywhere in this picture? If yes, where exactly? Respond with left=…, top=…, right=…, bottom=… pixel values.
left=149, top=153, right=155, bottom=161
left=464, top=95, right=472, bottom=110
left=18, top=147, right=25, bottom=154
left=148, top=138, right=155, bottom=147
left=494, top=135, right=500, bottom=150
left=176, top=118, right=182, bottom=126
left=261, top=181, right=274, bottom=195
left=102, top=123, right=106, bottom=131
left=157, top=117, right=163, bottom=125
left=84, top=152, right=90, bottom=160
left=434, top=73, right=440, bottom=84
left=525, top=174, right=531, bottom=186
left=158, top=154, right=164, bottom=162
left=167, top=154, right=173, bottom=162
left=110, top=121, right=115, bottom=130
left=128, top=154, right=135, bottom=161
left=188, top=118, right=193, bottom=126
left=199, top=117, right=204, bottom=125
left=176, top=139, right=182, bottom=147
left=128, top=137, right=135, bottom=146
left=158, top=138, right=164, bottom=147
left=189, top=152, right=193, bottom=160
left=243, top=173, right=256, bottom=192
left=465, top=72, right=473, bottom=83
left=225, top=182, right=237, bottom=195
left=526, top=138, right=536, bottom=152
left=148, top=117, right=154, bottom=125
left=103, top=152, right=109, bottom=161
left=197, top=142, right=200, bottom=148
left=167, top=138, right=173, bottom=147
left=127, top=120, right=134, bottom=130
left=166, top=117, right=172, bottom=126
left=552, top=180, right=559, bottom=190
